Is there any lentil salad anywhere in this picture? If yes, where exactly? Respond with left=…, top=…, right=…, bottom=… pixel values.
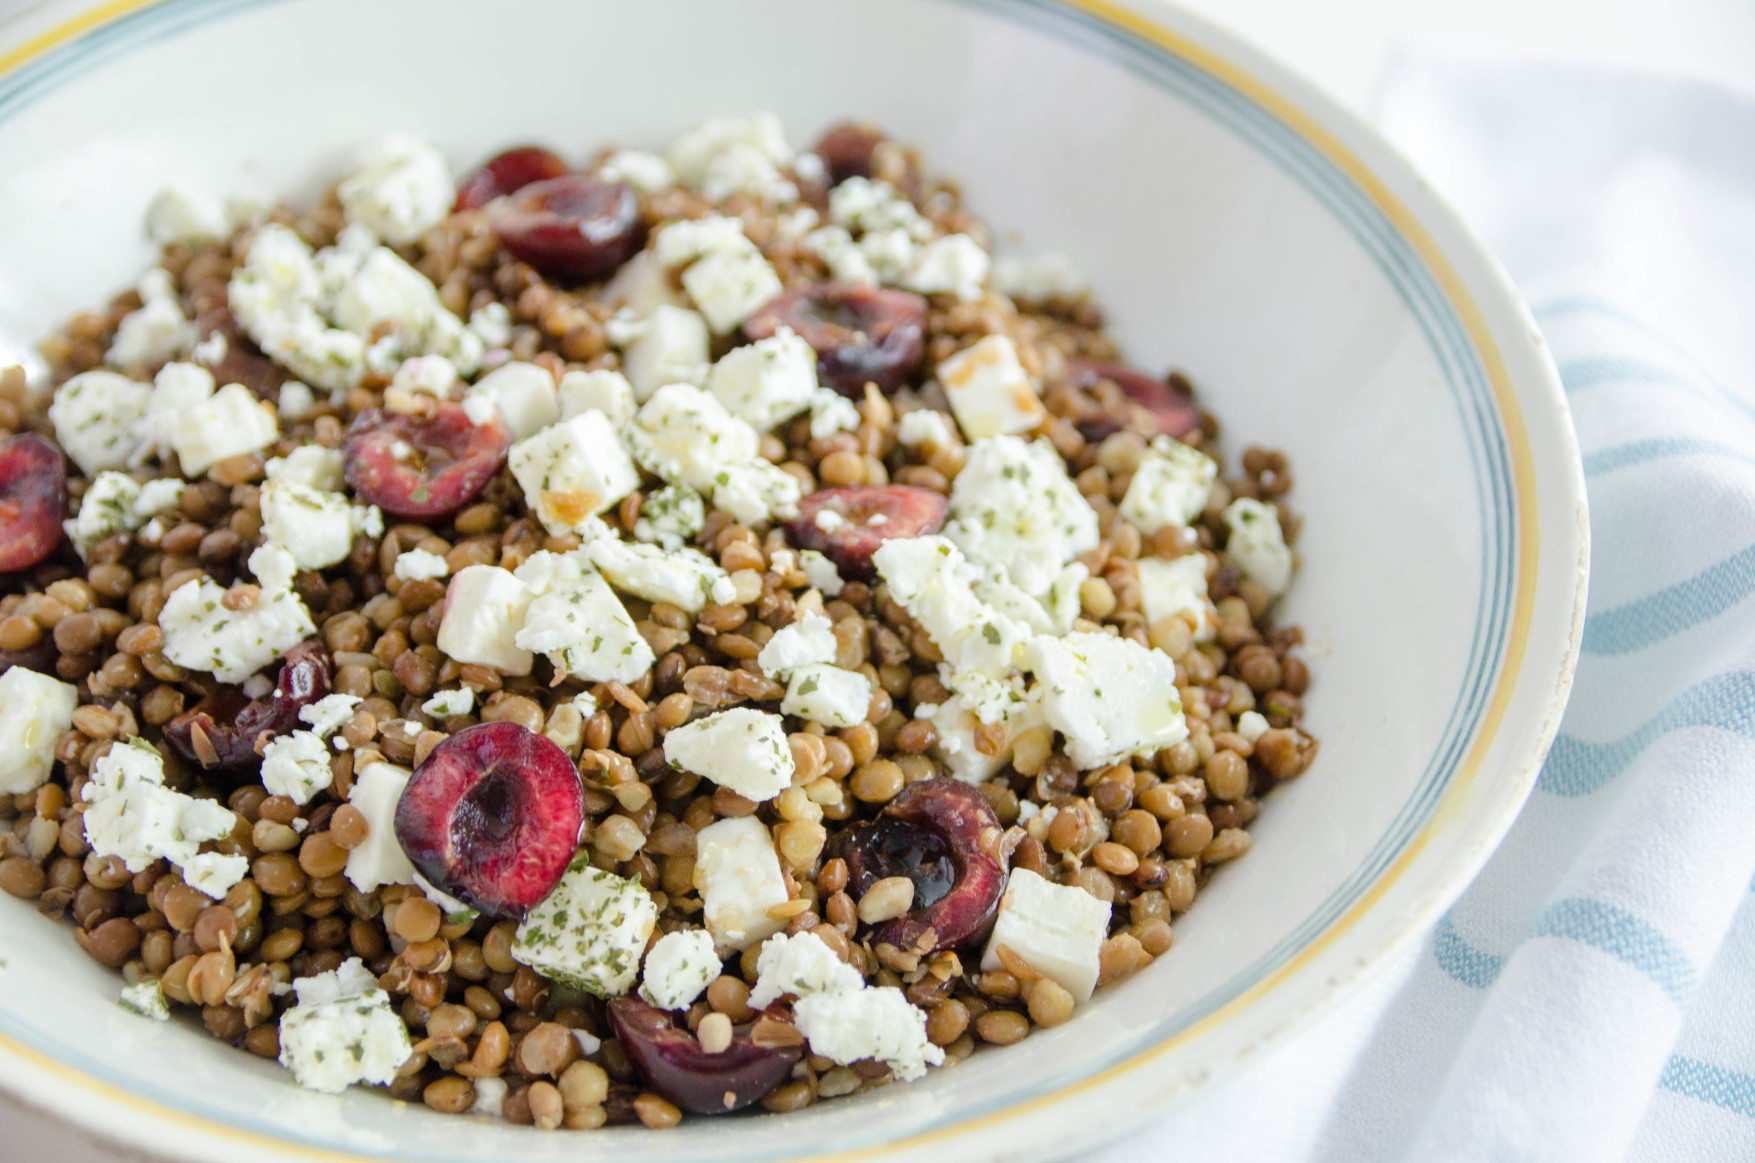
left=0, top=114, right=1316, bottom=1128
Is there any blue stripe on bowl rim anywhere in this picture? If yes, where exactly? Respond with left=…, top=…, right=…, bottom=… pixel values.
left=0, top=0, right=1516, bottom=1156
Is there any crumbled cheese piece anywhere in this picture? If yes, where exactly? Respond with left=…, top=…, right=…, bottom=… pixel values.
left=654, top=216, right=752, bottom=268
left=774, top=205, right=820, bottom=241
left=828, top=177, right=933, bottom=241
left=385, top=355, right=458, bottom=413
left=748, top=931, right=864, bottom=1008
left=711, top=459, right=802, bottom=525
left=190, top=331, right=226, bottom=366
left=300, top=694, right=364, bottom=739
left=872, top=535, right=1032, bottom=677
left=992, top=253, right=1089, bottom=301
left=159, top=547, right=316, bottom=683
left=572, top=691, right=600, bottom=720
left=172, top=382, right=280, bottom=477
left=938, top=335, right=1045, bottom=442
left=183, top=851, right=249, bottom=897
left=617, top=304, right=710, bottom=399
left=654, top=216, right=783, bottom=333
left=980, top=867, right=1111, bottom=1002
left=0, top=667, right=77, bottom=794
left=944, top=434, right=1099, bottom=596
left=260, top=730, right=334, bottom=804
left=1120, top=437, right=1218, bottom=534
left=915, top=686, right=1044, bottom=783
left=107, top=268, right=195, bottom=369
left=666, top=114, right=792, bottom=190
left=471, top=1075, right=508, bottom=1115
left=393, top=548, right=450, bottom=582
left=464, top=361, right=559, bottom=442
left=757, top=612, right=836, bottom=679
left=509, top=412, right=639, bottom=536
left=693, top=815, right=790, bottom=953
left=600, top=149, right=676, bottom=194
left=971, top=562, right=1084, bottom=638
left=259, top=478, right=360, bottom=570
left=557, top=369, right=636, bottom=430
left=279, top=380, right=316, bottom=420
left=436, top=565, right=535, bottom=675
left=49, top=370, right=151, bottom=475
left=1025, top=631, right=1187, bottom=768
left=1223, top=497, right=1294, bottom=597
left=145, top=182, right=231, bottom=245
left=344, top=761, right=417, bottom=892
left=632, top=483, right=706, bottom=550
left=279, top=957, right=412, bottom=1093
left=793, top=986, right=944, bottom=1082
left=702, top=142, right=798, bottom=205
left=798, top=550, right=845, bottom=597
left=627, top=383, right=760, bottom=494
left=803, top=225, right=915, bottom=286
left=809, top=388, right=861, bottom=439
left=80, top=738, right=237, bottom=878
left=469, top=301, right=514, bottom=348
left=897, top=408, right=955, bottom=449
left=63, top=471, right=179, bottom=559
left=337, top=134, right=453, bottom=245
left=639, top=929, right=721, bottom=1011
left=903, top=234, right=990, bottom=301
left=422, top=688, right=474, bottom=718
left=135, top=361, right=215, bottom=468
left=602, top=250, right=685, bottom=316
left=782, top=664, right=872, bottom=729
left=585, top=538, right=733, bottom=613
left=1238, top=710, right=1270, bottom=744
left=707, top=326, right=816, bottom=431
left=664, top=708, right=794, bottom=802
left=513, top=552, right=654, bottom=682
left=512, top=860, right=657, bottom=998
left=266, top=444, right=346, bottom=492
left=1137, top=554, right=1216, bottom=644
left=119, top=977, right=170, bottom=1021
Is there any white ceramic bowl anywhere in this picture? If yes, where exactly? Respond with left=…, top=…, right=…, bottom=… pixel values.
left=0, top=1, right=1588, bottom=1159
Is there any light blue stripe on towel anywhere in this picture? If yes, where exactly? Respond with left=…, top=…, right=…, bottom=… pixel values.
left=1433, top=900, right=1696, bottom=1003
left=1538, top=671, right=1755, bottom=796
left=1661, top=1057, right=1755, bottom=1119
left=1582, top=543, right=1755, bottom=655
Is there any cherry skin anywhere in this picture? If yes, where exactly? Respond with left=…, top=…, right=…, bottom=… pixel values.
left=786, top=485, right=948, bottom=582
left=491, top=175, right=645, bottom=284
left=454, top=146, right=571, bottom=212
left=343, top=403, right=512, bottom=521
left=744, top=284, right=929, bottom=398
left=0, top=433, right=65, bottom=573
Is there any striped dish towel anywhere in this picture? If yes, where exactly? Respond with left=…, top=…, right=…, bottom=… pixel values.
left=1092, top=47, right=1755, bottom=1163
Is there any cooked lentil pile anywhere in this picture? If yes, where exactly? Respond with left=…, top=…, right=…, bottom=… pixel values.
left=0, top=114, right=1316, bottom=1127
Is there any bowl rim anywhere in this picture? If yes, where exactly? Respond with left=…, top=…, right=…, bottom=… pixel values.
left=0, top=0, right=1589, bottom=1158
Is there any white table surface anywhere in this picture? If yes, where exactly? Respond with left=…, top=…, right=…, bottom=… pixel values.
left=3, top=0, right=1752, bottom=1158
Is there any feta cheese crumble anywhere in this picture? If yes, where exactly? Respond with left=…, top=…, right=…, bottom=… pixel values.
left=632, top=484, right=706, bottom=550
left=638, top=929, right=721, bottom=1011
left=809, top=387, right=861, bottom=439
left=1136, top=553, right=1216, bottom=644
left=145, top=181, right=231, bottom=245
left=663, top=708, right=794, bottom=803
left=1223, top=497, right=1295, bottom=597
left=897, top=408, right=955, bottom=449
left=756, top=612, right=837, bottom=679
left=799, top=550, right=844, bottom=597
left=63, top=470, right=184, bottom=559
left=903, top=233, right=990, bottom=301
left=980, top=867, right=1112, bottom=1002
left=119, top=977, right=170, bottom=1021
left=107, top=268, right=195, bottom=369
left=706, top=326, right=816, bottom=431
left=1024, top=631, right=1187, bottom=769
left=617, top=304, right=710, bottom=398
left=557, top=368, right=637, bottom=429
left=781, top=663, right=873, bottom=729
left=938, top=335, right=1045, bottom=442
left=337, top=134, right=453, bottom=245
left=512, top=552, right=654, bottom=682
left=171, top=382, right=279, bottom=478
left=793, top=986, right=944, bottom=1082
left=512, top=859, right=657, bottom=998
left=80, top=738, right=238, bottom=884
left=344, top=761, right=418, bottom=893
left=278, top=958, right=412, bottom=1093
left=943, top=434, right=1099, bottom=596
left=393, top=548, right=450, bottom=582
left=586, top=534, right=734, bottom=614
left=159, top=545, right=317, bottom=684
left=710, top=459, right=802, bottom=525
left=422, top=688, right=474, bottom=718
left=828, top=177, right=933, bottom=241
left=653, top=216, right=783, bottom=333
left=509, top=411, right=639, bottom=535
left=1119, top=437, right=1218, bottom=535
left=259, top=478, right=367, bottom=570
left=48, top=370, right=151, bottom=476
left=992, top=252, right=1089, bottom=301
left=693, top=815, right=791, bottom=954
left=259, top=730, right=334, bottom=805
left=872, top=536, right=1032, bottom=677
left=436, top=565, right=535, bottom=675
left=600, top=149, right=676, bottom=194
left=266, top=444, right=346, bottom=492
left=748, top=930, right=863, bottom=1008
left=0, top=667, right=77, bottom=794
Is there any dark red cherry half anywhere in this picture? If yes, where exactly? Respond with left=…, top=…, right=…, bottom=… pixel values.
left=1066, top=359, right=1200, bottom=442
left=608, top=995, right=802, bottom=1114
left=454, top=146, right=572, bottom=212
left=0, top=433, right=65, bottom=574
left=343, top=403, right=511, bottom=521
left=162, top=639, right=331, bottom=773
left=744, top=284, right=928, bottom=398
left=786, top=485, right=947, bottom=582
left=491, top=175, right=645, bottom=284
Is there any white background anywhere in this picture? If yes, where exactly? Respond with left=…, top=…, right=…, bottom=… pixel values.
left=2, top=0, right=1752, bottom=1158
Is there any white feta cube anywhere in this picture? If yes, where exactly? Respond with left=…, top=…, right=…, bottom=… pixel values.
left=711, top=459, right=801, bottom=525
left=828, top=177, right=932, bottom=241
left=135, top=361, right=216, bottom=468
left=681, top=245, right=782, bottom=334
left=756, top=612, right=836, bottom=679
left=259, top=478, right=358, bottom=570
left=782, top=664, right=872, bottom=729
left=512, top=860, right=657, bottom=998
left=508, top=412, right=639, bottom=536
left=384, top=355, right=458, bottom=413
left=1223, top=497, right=1294, bottom=597
left=260, top=730, right=333, bottom=804
left=803, top=225, right=876, bottom=286
left=393, top=548, right=450, bottom=581
left=938, top=336, right=1045, bottom=442
left=585, top=538, right=733, bottom=613
left=337, top=134, right=453, bottom=245
left=1025, top=631, right=1187, bottom=769
left=992, top=253, right=1088, bottom=301
left=600, top=149, right=676, bottom=194
left=0, top=667, right=77, bottom=794
left=663, top=708, right=794, bottom=802
left=693, top=815, right=790, bottom=953
left=119, top=977, right=170, bottom=1021
left=65, top=471, right=141, bottom=559
left=627, top=383, right=759, bottom=493
left=707, top=326, right=816, bottom=431
left=1137, top=553, right=1217, bottom=643
left=702, top=143, right=798, bottom=205
left=903, top=234, right=990, bottom=301
left=468, top=302, right=514, bottom=348
left=464, top=361, right=559, bottom=442
left=602, top=250, right=685, bottom=316
left=514, top=555, right=654, bottom=682
left=145, top=182, right=231, bottom=245
left=748, top=930, right=863, bottom=1008
left=916, top=685, right=1044, bottom=784
left=1238, top=710, right=1270, bottom=743
left=327, top=235, right=484, bottom=378
left=944, top=434, right=1099, bottom=596
left=344, top=761, right=417, bottom=892
left=557, top=369, right=637, bottom=429
left=422, top=688, right=474, bottom=718
left=871, top=536, right=1032, bottom=677
left=172, top=382, right=279, bottom=477
left=183, top=851, right=249, bottom=898
left=799, top=550, right=844, bottom=597
left=639, top=929, right=721, bottom=1011
left=793, top=986, right=943, bottom=1082
left=619, top=304, right=710, bottom=399
left=654, top=216, right=752, bottom=268
left=632, top=484, right=705, bottom=550
left=436, top=565, right=535, bottom=675
left=809, top=388, right=860, bottom=440
left=80, top=738, right=237, bottom=874
left=897, top=408, right=955, bottom=449
left=980, top=867, right=1111, bottom=1002
left=107, top=268, right=194, bottom=369
left=49, top=370, right=150, bottom=475
left=279, top=958, right=412, bottom=1093
left=266, top=444, right=345, bottom=492
left=666, top=114, right=791, bottom=189
left=159, top=565, right=316, bottom=684
left=300, top=693, right=363, bottom=739
left=1120, top=437, right=1218, bottom=535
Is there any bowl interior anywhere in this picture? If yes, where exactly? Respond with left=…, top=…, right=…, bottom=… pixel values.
left=0, top=1, right=1581, bottom=1160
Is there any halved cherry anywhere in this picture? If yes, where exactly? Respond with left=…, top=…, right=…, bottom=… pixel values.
left=394, top=721, right=585, bottom=919
left=491, top=175, right=645, bottom=283
left=811, top=122, right=888, bottom=187
left=453, top=146, right=572, bottom=212
left=829, top=778, right=1008, bottom=955
left=196, top=304, right=288, bottom=400
left=162, top=639, right=330, bottom=773
left=0, top=433, right=65, bottom=574
left=608, top=995, right=802, bottom=1114
left=785, top=485, right=947, bottom=582
left=343, top=402, right=511, bottom=521
left=744, top=284, right=928, bottom=398
left=1066, top=359, right=1200, bottom=441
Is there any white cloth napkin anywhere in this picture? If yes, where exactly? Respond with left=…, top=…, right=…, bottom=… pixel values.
left=1092, top=45, right=1755, bottom=1163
